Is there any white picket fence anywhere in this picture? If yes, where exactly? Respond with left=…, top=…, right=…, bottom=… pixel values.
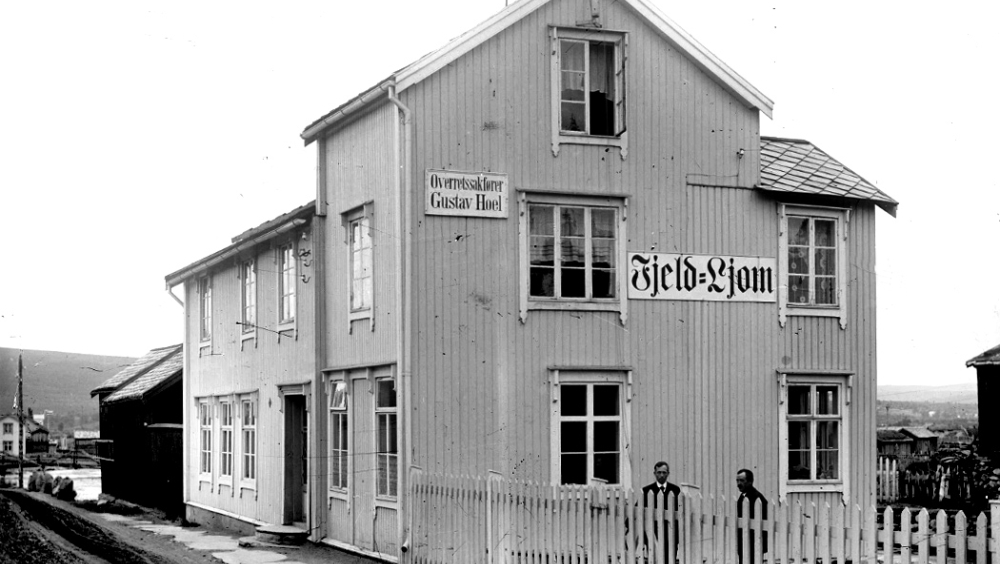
left=878, top=456, right=900, bottom=504
left=409, top=471, right=1000, bottom=564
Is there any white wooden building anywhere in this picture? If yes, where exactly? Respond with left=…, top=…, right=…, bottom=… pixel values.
left=168, top=0, right=897, bottom=560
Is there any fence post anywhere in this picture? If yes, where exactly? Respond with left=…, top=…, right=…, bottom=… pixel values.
left=991, top=500, right=1000, bottom=564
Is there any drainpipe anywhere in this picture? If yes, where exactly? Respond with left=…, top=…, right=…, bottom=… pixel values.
left=387, top=84, right=414, bottom=561
left=165, top=281, right=190, bottom=521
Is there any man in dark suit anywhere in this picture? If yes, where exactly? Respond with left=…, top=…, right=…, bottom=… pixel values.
left=643, top=461, right=681, bottom=505
left=736, top=468, right=768, bottom=564
left=637, top=461, right=681, bottom=559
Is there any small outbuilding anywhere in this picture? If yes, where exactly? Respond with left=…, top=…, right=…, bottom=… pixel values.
left=91, top=344, right=183, bottom=515
left=968, top=343, right=1000, bottom=459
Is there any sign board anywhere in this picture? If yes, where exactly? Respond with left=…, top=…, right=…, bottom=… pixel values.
left=425, top=169, right=508, bottom=218
left=627, top=252, right=777, bottom=302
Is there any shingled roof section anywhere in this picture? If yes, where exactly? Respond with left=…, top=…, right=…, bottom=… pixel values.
left=90, top=344, right=181, bottom=397
left=967, top=343, right=1000, bottom=367
left=759, top=137, right=898, bottom=217
left=105, top=346, right=182, bottom=404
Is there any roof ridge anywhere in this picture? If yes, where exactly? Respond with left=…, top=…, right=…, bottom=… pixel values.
left=91, top=346, right=180, bottom=397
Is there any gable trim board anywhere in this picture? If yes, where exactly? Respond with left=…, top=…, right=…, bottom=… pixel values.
left=300, top=0, right=773, bottom=144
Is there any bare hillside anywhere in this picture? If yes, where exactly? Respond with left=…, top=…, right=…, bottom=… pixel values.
left=0, top=348, right=137, bottom=418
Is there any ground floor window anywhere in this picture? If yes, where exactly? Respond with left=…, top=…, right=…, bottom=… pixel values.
left=778, top=374, right=851, bottom=498
left=220, top=402, right=233, bottom=481
left=199, top=401, right=212, bottom=477
left=375, top=378, right=398, bottom=497
left=329, top=381, right=348, bottom=490
left=550, top=371, right=629, bottom=486
left=241, top=398, right=257, bottom=483
left=2, top=441, right=12, bottom=452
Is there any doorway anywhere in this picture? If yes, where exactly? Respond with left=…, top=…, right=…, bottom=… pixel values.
left=284, top=394, right=307, bottom=527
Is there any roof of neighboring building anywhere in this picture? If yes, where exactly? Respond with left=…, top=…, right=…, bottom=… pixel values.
left=91, top=344, right=181, bottom=397
left=73, top=430, right=99, bottom=440
left=301, top=0, right=773, bottom=143
left=0, top=415, right=47, bottom=433
left=877, top=429, right=911, bottom=442
left=104, top=346, right=182, bottom=404
left=967, top=343, right=1000, bottom=367
left=24, top=420, right=47, bottom=434
left=164, top=201, right=315, bottom=287
left=758, top=137, right=898, bottom=216
left=900, top=427, right=939, bottom=440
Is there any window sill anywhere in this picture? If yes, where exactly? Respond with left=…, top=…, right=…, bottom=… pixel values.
left=239, top=481, right=256, bottom=491
left=199, top=341, right=211, bottom=349
left=528, top=300, right=621, bottom=312
left=553, top=132, right=628, bottom=159
left=219, top=476, right=233, bottom=487
left=785, top=307, right=843, bottom=318
left=241, top=332, right=255, bottom=341
left=348, top=309, right=371, bottom=321
left=784, top=482, right=844, bottom=494
left=374, top=496, right=398, bottom=509
left=328, top=489, right=348, bottom=501
left=198, top=475, right=212, bottom=484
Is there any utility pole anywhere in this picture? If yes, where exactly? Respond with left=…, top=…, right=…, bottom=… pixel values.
left=17, top=351, right=24, bottom=489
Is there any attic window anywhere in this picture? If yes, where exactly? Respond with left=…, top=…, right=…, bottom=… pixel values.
left=550, top=27, right=628, bottom=159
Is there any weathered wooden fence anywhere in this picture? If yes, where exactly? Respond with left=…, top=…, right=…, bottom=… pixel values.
left=878, top=456, right=900, bottom=504
left=409, top=471, right=1000, bottom=564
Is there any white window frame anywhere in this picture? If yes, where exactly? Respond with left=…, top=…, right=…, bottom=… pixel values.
left=778, top=204, right=849, bottom=329
left=328, top=380, right=349, bottom=494
left=198, top=400, right=213, bottom=484
left=342, top=203, right=375, bottom=331
left=550, top=27, right=628, bottom=159
left=198, top=276, right=212, bottom=346
left=240, top=259, right=257, bottom=343
left=2, top=423, right=11, bottom=435
left=240, top=396, right=257, bottom=490
left=548, top=369, right=632, bottom=489
left=777, top=372, right=852, bottom=503
left=277, top=242, right=297, bottom=328
left=518, top=191, right=628, bottom=324
left=375, top=378, right=398, bottom=500
left=2, top=441, right=11, bottom=453
left=218, top=401, right=234, bottom=486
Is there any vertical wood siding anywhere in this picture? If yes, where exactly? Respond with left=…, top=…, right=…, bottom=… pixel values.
left=396, top=0, right=877, bottom=513
left=321, top=103, right=398, bottom=368
left=184, top=225, right=318, bottom=527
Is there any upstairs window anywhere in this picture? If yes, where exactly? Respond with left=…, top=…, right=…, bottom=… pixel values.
left=198, top=276, right=212, bottom=343
left=778, top=205, right=848, bottom=328
left=278, top=243, right=296, bottom=325
left=550, top=28, right=628, bottom=158
left=241, top=260, right=256, bottom=335
left=343, top=203, right=375, bottom=329
left=560, top=39, right=617, bottom=135
left=519, top=193, right=627, bottom=323
left=350, top=216, right=372, bottom=313
left=2, top=423, right=12, bottom=435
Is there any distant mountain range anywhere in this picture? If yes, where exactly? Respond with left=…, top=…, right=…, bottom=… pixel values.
left=0, top=348, right=137, bottom=417
left=878, top=382, right=978, bottom=404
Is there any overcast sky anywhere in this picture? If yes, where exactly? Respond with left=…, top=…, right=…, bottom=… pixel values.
left=2, top=0, right=997, bottom=386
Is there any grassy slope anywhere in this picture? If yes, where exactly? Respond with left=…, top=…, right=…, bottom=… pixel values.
left=0, top=348, right=137, bottom=418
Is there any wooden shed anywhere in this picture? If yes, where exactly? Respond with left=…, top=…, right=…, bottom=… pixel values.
left=968, top=343, right=1000, bottom=459
left=91, top=344, right=183, bottom=515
